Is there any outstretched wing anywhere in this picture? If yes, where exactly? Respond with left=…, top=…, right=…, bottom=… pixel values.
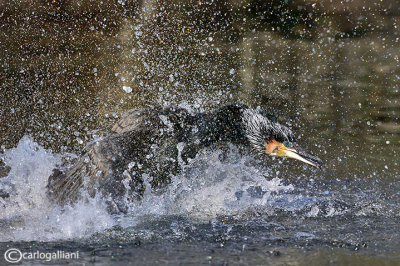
left=111, top=109, right=149, bottom=134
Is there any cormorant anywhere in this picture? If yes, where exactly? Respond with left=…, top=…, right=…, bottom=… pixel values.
left=47, top=104, right=323, bottom=213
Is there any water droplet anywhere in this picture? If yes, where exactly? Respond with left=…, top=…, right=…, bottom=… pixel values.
left=123, top=86, right=132, bottom=93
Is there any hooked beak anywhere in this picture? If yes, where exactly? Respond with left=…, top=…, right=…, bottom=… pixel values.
left=275, top=143, right=323, bottom=169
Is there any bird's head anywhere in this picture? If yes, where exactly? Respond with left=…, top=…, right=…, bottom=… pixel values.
left=242, top=108, right=323, bottom=169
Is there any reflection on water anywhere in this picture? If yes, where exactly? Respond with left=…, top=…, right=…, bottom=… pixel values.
left=1, top=1, right=399, bottom=180
left=0, top=0, right=399, bottom=264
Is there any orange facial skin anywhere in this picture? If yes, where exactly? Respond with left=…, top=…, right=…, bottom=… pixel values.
left=264, top=139, right=283, bottom=155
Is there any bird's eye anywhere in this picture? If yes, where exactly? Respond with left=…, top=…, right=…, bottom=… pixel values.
left=283, top=141, right=291, bottom=147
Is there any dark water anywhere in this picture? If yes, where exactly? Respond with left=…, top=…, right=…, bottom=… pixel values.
left=0, top=1, right=399, bottom=265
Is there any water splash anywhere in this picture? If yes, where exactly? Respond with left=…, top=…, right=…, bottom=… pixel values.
left=128, top=146, right=294, bottom=221
left=0, top=136, right=396, bottom=243
left=0, top=136, right=114, bottom=241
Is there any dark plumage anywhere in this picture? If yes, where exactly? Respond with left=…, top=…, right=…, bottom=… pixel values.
left=47, top=104, right=322, bottom=213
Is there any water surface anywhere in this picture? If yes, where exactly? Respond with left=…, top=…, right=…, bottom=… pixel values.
left=0, top=1, right=399, bottom=265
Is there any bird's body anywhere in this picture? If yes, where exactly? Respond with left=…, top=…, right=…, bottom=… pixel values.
left=47, top=104, right=322, bottom=213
